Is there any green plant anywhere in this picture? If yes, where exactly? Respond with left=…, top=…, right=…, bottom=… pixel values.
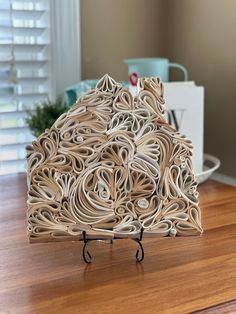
left=26, top=96, right=68, bottom=138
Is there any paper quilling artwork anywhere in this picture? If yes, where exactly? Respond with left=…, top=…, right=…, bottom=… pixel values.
left=26, top=75, right=203, bottom=244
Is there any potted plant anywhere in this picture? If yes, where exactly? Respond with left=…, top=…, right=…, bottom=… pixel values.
left=26, top=96, right=68, bottom=138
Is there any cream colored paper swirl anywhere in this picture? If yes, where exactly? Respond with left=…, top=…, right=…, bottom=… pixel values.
left=27, top=74, right=202, bottom=242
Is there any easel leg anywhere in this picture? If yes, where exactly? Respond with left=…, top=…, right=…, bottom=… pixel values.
left=133, top=228, right=144, bottom=262
left=82, top=231, right=92, bottom=264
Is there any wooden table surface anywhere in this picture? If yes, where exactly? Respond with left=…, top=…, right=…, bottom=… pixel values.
left=0, top=174, right=236, bottom=314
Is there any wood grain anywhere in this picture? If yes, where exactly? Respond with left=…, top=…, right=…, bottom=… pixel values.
left=0, top=174, right=236, bottom=314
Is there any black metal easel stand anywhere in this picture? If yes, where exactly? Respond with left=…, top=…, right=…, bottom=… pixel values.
left=82, top=228, right=144, bottom=264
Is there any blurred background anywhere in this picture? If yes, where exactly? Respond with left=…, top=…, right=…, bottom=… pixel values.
left=0, top=0, right=235, bottom=183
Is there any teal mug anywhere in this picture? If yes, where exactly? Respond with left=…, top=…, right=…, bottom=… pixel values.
left=124, top=58, right=188, bottom=82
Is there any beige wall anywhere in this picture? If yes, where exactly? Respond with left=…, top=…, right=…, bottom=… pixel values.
left=80, top=0, right=236, bottom=177
left=80, top=0, right=168, bottom=81
left=167, top=0, right=236, bottom=177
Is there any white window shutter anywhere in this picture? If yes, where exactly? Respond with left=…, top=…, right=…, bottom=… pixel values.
left=0, top=0, right=51, bottom=175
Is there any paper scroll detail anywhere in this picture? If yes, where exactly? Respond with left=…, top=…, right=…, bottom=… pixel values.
left=26, top=75, right=202, bottom=241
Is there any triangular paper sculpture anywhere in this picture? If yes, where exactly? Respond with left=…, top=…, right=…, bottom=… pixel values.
left=26, top=75, right=202, bottom=242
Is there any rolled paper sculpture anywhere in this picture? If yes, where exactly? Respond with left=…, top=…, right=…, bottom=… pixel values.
left=26, top=75, right=203, bottom=242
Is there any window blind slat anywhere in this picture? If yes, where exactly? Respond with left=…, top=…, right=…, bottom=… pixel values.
left=0, top=126, right=30, bottom=133
left=0, top=93, right=48, bottom=104
left=0, top=76, right=48, bottom=84
left=0, top=0, right=43, bottom=10
left=1, top=43, right=48, bottom=48
left=0, top=159, right=26, bottom=175
left=0, top=127, right=34, bottom=143
left=0, top=60, right=49, bottom=68
left=0, top=146, right=27, bottom=162
left=0, top=110, right=27, bottom=119
left=0, top=10, right=46, bottom=21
